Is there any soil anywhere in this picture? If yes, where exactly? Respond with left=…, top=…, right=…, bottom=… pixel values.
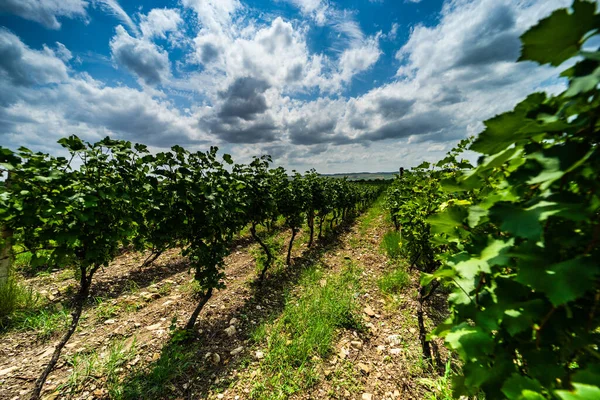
left=0, top=203, right=449, bottom=400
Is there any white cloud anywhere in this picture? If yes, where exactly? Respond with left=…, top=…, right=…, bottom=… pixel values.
left=55, top=42, right=73, bottom=61
left=139, top=8, right=183, bottom=40
left=0, top=32, right=204, bottom=151
left=0, top=0, right=584, bottom=173
left=0, top=0, right=88, bottom=29
left=93, top=0, right=139, bottom=36
left=0, top=29, right=69, bottom=87
left=110, top=26, right=171, bottom=86
left=181, top=0, right=241, bottom=33
left=285, top=0, right=328, bottom=24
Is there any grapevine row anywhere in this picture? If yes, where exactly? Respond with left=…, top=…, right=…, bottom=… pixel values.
left=385, top=1, right=600, bottom=399
left=0, top=141, right=382, bottom=399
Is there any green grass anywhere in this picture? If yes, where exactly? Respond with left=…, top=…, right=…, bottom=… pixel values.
left=94, top=297, right=121, bottom=321
left=418, top=360, right=454, bottom=400
left=250, top=261, right=363, bottom=399
left=381, top=230, right=402, bottom=259
left=251, top=234, right=286, bottom=276
left=8, top=306, right=70, bottom=339
left=0, top=275, right=41, bottom=323
left=62, top=338, right=138, bottom=398
left=378, top=267, right=410, bottom=296
left=358, top=194, right=385, bottom=235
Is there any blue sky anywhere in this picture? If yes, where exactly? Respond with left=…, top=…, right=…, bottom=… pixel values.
left=0, top=0, right=578, bottom=172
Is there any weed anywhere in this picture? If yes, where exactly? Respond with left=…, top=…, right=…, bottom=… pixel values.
left=116, top=341, right=196, bottom=399
left=125, top=280, right=140, bottom=294
left=158, top=282, right=172, bottom=296
left=327, top=360, right=363, bottom=395
left=9, top=307, right=70, bottom=340
left=358, top=195, right=384, bottom=234
left=0, top=276, right=41, bottom=323
left=378, top=268, right=410, bottom=296
left=418, top=360, right=454, bottom=400
left=181, top=279, right=203, bottom=296
left=63, top=338, right=137, bottom=398
left=251, top=233, right=285, bottom=276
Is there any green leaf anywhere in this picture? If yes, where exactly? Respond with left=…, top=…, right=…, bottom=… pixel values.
left=223, top=154, right=233, bottom=164
left=565, top=64, right=600, bottom=97
left=452, top=238, right=514, bottom=280
left=555, top=383, right=600, bottom=400
left=519, top=0, right=598, bottom=66
left=502, top=374, right=545, bottom=400
left=445, top=323, right=494, bottom=360
left=429, top=206, right=468, bottom=235
left=470, top=93, right=546, bottom=155
left=516, top=257, right=599, bottom=306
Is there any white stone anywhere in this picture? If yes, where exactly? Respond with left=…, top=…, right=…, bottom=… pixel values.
left=386, top=334, right=402, bottom=346
left=230, top=346, right=244, bottom=356
left=224, top=325, right=236, bottom=337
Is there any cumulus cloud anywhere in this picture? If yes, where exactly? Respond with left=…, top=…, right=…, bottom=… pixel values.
left=181, top=0, right=241, bottom=33
left=109, top=25, right=170, bottom=85
left=0, top=0, right=88, bottom=29
left=139, top=8, right=183, bottom=40
left=0, top=29, right=69, bottom=87
left=0, top=31, right=204, bottom=151
left=218, top=77, right=270, bottom=121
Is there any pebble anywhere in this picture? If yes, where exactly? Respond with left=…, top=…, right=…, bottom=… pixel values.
left=0, top=366, right=17, bottom=377
left=350, top=340, right=363, bottom=349
left=386, top=334, right=402, bottom=346
left=230, top=346, right=244, bottom=356
left=357, top=362, right=370, bottom=375
left=255, top=350, right=264, bottom=359
left=362, top=393, right=373, bottom=400
left=389, top=348, right=402, bottom=355
left=224, top=325, right=236, bottom=337
left=146, top=322, right=162, bottom=331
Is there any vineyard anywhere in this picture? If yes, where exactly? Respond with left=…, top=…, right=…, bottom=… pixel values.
left=0, top=1, right=599, bottom=399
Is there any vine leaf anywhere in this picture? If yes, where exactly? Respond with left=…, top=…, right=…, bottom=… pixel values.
left=516, top=257, right=599, bottom=306
left=518, top=0, right=598, bottom=66
left=444, top=323, right=493, bottom=360
left=502, top=374, right=545, bottom=400
left=555, top=383, right=600, bottom=400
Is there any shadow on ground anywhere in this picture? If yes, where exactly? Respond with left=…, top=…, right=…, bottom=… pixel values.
left=113, top=214, right=360, bottom=400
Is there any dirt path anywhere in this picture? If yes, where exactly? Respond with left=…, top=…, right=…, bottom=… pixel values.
left=204, top=201, right=449, bottom=400
left=293, top=212, right=450, bottom=400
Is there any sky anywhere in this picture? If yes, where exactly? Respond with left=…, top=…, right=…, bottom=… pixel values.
left=0, top=0, right=580, bottom=173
